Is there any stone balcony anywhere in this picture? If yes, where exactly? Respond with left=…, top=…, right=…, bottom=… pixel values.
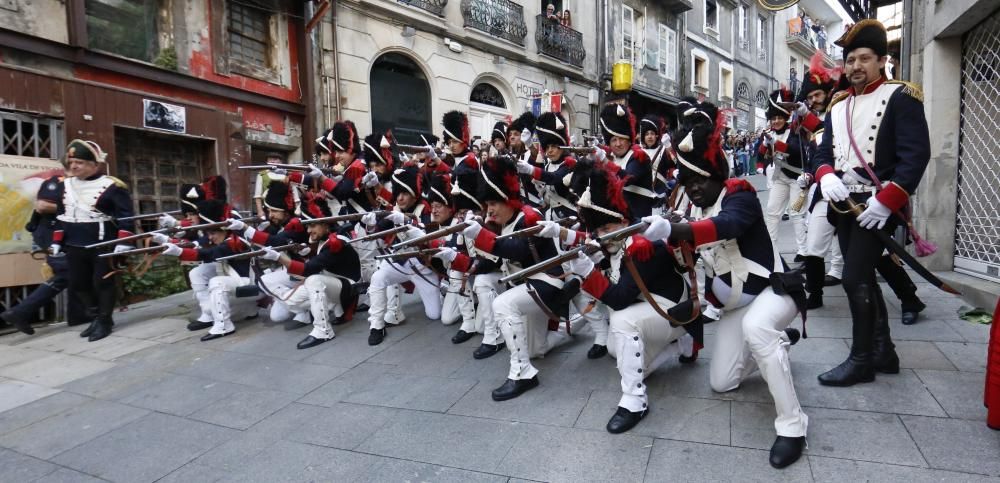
left=460, top=0, right=528, bottom=46
left=395, top=0, right=448, bottom=16
left=534, top=15, right=585, bottom=67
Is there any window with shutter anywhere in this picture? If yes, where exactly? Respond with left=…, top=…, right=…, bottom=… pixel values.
left=622, top=5, right=634, bottom=64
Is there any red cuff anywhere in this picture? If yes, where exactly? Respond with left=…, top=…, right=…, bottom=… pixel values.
left=327, top=236, right=344, bottom=253
left=801, top=112, right=822, bottom=132
left=251, top=230, right=270, bottom=245
left=52, top=230, right=63, bottom=243
left=473, top=228, right=496, bottom=252
left=321, top=177, right=336, bottom=192
left=287, top=172, right=304, bottom=184
left=179, top=248, right=200, bottom=262
left=284, top=218, right=304, bottom=233
left=288, top=260, right=306, bottom=276
left=532, top=167, right=542, bottom=180
left=179, top=219, right=193, bottom=227
left=814, top=164, right=835, bottom=180
left=580, top=270, right=609, bottom=299
left=758, top=144, right=768, bottom=155
left=451, top=253, right=471, bottom=272
left=774, top=141, right=788, bottom=154
left=117, top=230, right=134, bottom=239
left=689, top=219, right=718, bottom=247
left=876, top=182, right=910, bottom=212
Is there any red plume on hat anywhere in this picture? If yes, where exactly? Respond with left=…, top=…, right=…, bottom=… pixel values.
left=704, top=107, right=733, bottom=176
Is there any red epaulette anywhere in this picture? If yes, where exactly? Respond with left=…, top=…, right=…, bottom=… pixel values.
left=520, top=206, right=541, bottom=227
left=631, top=145, right=651, bottom=164
left=724, top=178, right=756, bottom=195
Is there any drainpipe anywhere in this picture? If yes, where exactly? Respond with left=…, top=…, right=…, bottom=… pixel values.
left=301, top=1, right=317, bottom=144
left=901, top=0, right=913, bottom=80
left=331, top=2, right=343, bottom=121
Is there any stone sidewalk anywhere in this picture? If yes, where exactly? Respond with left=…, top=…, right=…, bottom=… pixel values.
left=1, top=180, right=998, bottom=483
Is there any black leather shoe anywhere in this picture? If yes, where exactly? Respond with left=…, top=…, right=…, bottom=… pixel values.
left=873, top=346, right=900, bottom=374
left=784, top=328, right=801, bottom=346
left=187, top=321, right=213, bottom=331
left=87, top=320, right=113, bottom=342
left=1, top=310, right=34, bottom=335
left=606, top=406, right=647, bottom=434
left=806, top=293, right=823, bottom=310
left=332, top=315, right=351, bottom=326
left=900, top=303, right=924, bottom=325
left=782, top=213, right=790, bottom=221
left=283, top=320, right=307, bottom=331
left=793, top=254, right=805, bottom=263
left=200, top=330, right=234, bottom=342
left=823, top=275, right=841, bottom=287
left=491, top=376, right=539, bottom=401
left=473, top=342, right=505, bottom=359
left=451, top=330, right=475, bottom=344
left=297, top=335, right=331, bottom=350
left=80, top=320, right=98, bottom=338
left=368, top=328, right=387, bottom=346
left=355, top=303, right=370, bottom=313
left=769, top=436, right=806, bottom=469
left=587, top=344, right=608, bottom=359
left=817, top=358, right=875, bottom=386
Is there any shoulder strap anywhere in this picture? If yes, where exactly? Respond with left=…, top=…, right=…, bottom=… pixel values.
left=622, top=246, right=700, bottom=327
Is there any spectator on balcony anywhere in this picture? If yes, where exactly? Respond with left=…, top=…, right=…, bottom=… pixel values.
left=561, top=10, right=572, bottom=28
left=546, top=4, right=559, bottom=21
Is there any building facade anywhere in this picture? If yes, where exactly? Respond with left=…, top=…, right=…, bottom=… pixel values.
left=317, top=0, right=600, bottom=145
left=680, top=0, right=742, bottom=128
left=730, top=0, right=778, bottom=133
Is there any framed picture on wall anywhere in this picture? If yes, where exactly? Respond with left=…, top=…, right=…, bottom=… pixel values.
left=143, top=99, right=186, bottom=134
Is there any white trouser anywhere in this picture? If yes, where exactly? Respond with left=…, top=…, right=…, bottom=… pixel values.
left=259, top=269, right=302, bottom=322
left=283, top=274, right=344, bottom=340
left=355, top=227, right=379, bottom=307
left=570, top=292, right=610, bottom=346
left=189, top=263, right=217, bottom=323
left=441, top=269, right=474, bottom=326
left=709, top=287, right=808, bottom=438
left=495, top=283, right=578, bottom=380
left=765, top=173, right=807, bottom=255
left=367, top=259, right=441, bottom=330
left=804, top=199, right=844, bottom=279
left=608, top=302, right=688, bottom=412
left=460, top=272, right=504, bottom=345
left=208, top=273, right=256, bottom=335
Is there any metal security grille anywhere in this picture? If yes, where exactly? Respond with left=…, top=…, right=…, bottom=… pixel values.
left=0, top=110, right=63, bottom=159
left=956, top=10, right=1000, bottom=282
left=228, top=1, right=271, bottom=68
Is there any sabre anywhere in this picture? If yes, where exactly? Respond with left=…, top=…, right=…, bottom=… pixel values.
left=84, top=220, right=232, bottom=249
left=496, top=216, right=577, bottom=240
left=349, top=225, right=409, bottom=244
left=837, top=198, right=960, bottom=295
left=117, top=210, right=181, bottom=222
left=214, top=242, right=306, bottom=262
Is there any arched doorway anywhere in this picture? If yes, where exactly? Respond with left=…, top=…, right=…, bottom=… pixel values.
left=370, top=53, right=432, bottom=144
left=735, top=81, right=752, bottom=132
left=468, top=82, right=510, bottom=147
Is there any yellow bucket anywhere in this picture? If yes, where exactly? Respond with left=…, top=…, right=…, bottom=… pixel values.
left=612, top=61, right=633, bottom=92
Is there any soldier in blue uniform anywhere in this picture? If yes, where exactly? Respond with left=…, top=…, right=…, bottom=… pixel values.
left=812, top=19, right=931, bottom=386
left=595, top=103, right=656, bottom=220
left=515, top=111, right=578, bottom=220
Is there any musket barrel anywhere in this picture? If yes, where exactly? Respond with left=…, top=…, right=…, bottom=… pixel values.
left=117, top=210, right=181, bottom=222
left=391, top=222, right=468, bottom=250
left=557, top=146, right=598, bottom=155
left=374, top=248, right=441, bottom=260
left=496, top=216, right=577, bottom=240
left=215, top=242, right=303, bottom=262
left=301, top=211, right=385, bottom=225
left=84, top=220, right=233, bottom=249
left=350, top=225, right=409, bottom=243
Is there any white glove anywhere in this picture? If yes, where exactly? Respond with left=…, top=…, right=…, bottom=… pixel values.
left=520, top=129, right=532, bottom=145
left=857, top=197, right=891, bottom=230
left=362, top=171, right=380, bottom=188
left=819, top=173, right=849, bottom=202
left=585, top=241, right=606, bottom=264
left=462, top=221, right=483, bottom=240
left=157, top=214, right=178, bottom=229
left=226, top=218, right=246, bottom=232
left=426, top=146, right=439, bottom=160
left=243, top=227, right=256, bottom=240
left=660, top=133, right=670, bottom=145
left=49, top=243, right=61, bottom=257
left=386, top=212, right=406, bottom=225
left=405, top=226, right=424, bottom=240
left=270, top=168, right=288, bottom=176
left=672, top=169, right=680, bottom=179
left=536, top=221, right=562, bottom=239
left=463, top=211, right=478, bottom=223
left=433, top=247, right=458, bottom=264
left=756, top=167, right=764, bottom=174
left=113, top=244, right=131, bottom=254
left=841, top=169, right=866, bottom=186
left=594, top=148, right=607, bottom=162
left=568, top=251, right=595, bottom=278
left=361, top=212, right=378, bottom=226
left=297, top=246, right=311, bottom=257
left=308, top=164, right=324, bottom=178
left=160, top=243, right=182, bottom=257
left=516, top=161, right=535, bottom=175
left=260, top=247, right=281, bottom=261
left=641, top=215, right=671, bottom=240
left=796, top=173, right=811, bottom=189
left=150, top=233, right=171, bottom=245
left=794, top=102, right=810, bottom=117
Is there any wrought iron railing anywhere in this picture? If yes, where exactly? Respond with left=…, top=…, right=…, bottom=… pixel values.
left=396, top=0, right=448, bottom=17
left=461, top=0, right=528, bottom=46
left=535, top=15, right=585, bottom=67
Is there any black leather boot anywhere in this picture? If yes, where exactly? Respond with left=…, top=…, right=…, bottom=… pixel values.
left=606, top=406, right=647, bottom=434
left=491, top=376, right=539, bottom=401
left=877, top=255, right=924, bottom=325
left=871, top=286, right=900, bottom=374
left=1, top=309, right=35, bottom=335
left=80, top=319, right=99, bottom=338
left=803, top=256, right=826, bottom=310
left=368, top=328, right=386, bottom=346
left=587, top=344, right=608, bottom=359
left=818, top=283, right=877, bottom=386
left=451, top=330, right=475, bottom=344
left=87, top=317, right=113, bottom=342
left=769, top=436, right=806, bottom=468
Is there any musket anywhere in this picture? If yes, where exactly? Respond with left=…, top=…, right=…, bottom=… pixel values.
left=238, top=164, right=337, bottom=176
left=836, top=198, right=960, bottom=295
left=300, top=210, right=388, bottom=226
left=215, top=242, right=306, bottom=263
left=374, top=248, right=442, bottom=261
left=349, top=225, right=409, bottom=244
left=98, top=242, right=195, bottom=258
left=395, top=143, right=445, bottom=156
left=84, top=220, right=232, bottom=249
left=391, top=221, right=470, bottom=250
left=496, top=216, right=577, bottom=240
left=499, top=221, right=645, bottom=285
left=117, top=210, right=181, bottom=222
left=558, top=146, right=600, bottom=156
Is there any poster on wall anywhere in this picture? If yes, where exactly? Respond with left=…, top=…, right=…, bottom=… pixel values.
left=0, top=154, right=64, bottom=254
left=143, top=99, right=187, bottom=133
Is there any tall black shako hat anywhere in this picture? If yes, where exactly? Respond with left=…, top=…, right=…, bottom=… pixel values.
left=451, top=159, right=482, bottom=211
left=491, top=121, right=509, bottom=144
left=315, top=128, right=334, bottom=156
left=599, top=103, right=636, bottom=145
left=507, top=112, right=536, bottom=138
left=638, top=114, right=666, bottom=148
left=673, top=100, right=729, bottom=183
left=300, top=192, right=334, bottom=220
left=264, top=181, right=295, bottom=212
left=835, top=19, right=888, bottom=60
left=196, top=199, right=229, bottom=224
left=766, top=88, right=795, bottom=120
left=362, top=132, right=395, bottom=171
left=798, top=50, right=840, bottom=103
left=478, top=155, right=521, bottom=207
left=441, top=111, right=470, bottom=146
left=391, top=164, right=422, bottom=200
left=328, top=121, right=360, bottom=156
left=577, top=165, right=630, bottom=231
left=534, top=112, right=569, bottom=148
left=675, top=96, right=701, bottom=133
left=424, top=173, right=453, bottom=207
left=179, top=184, right=205, bottom=215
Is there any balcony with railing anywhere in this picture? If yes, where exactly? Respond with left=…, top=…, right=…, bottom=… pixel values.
left=460, top=0, right=528, bottom=46
left=658, top=0, right=695, bottom=13
left=396, top=0, right=448, bottom=17
left=786, top=18, right=835, bottom=61
left=535, top=15, right=585, bottom=67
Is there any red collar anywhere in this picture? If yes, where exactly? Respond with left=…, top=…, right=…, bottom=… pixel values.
left=848, top=76, right=887, bottom=96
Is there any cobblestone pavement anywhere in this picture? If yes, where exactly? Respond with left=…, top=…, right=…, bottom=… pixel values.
left=1, top=176, right=997, bottom=482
